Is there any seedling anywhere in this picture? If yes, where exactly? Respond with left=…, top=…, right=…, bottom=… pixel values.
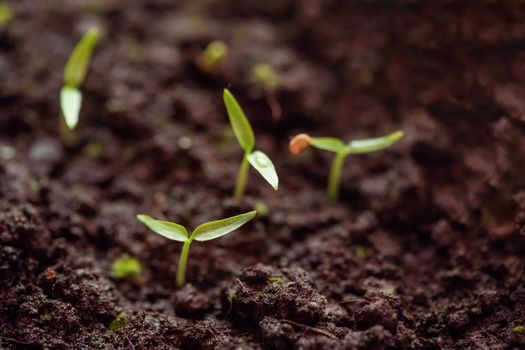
left=223, top=89, right=279, bottom=200
left=0, top=2, right=13, bottom=28
left=251, top=63, right=281, bottom=119
left=197, top=40, right=228, bottom=73
left=289, top=131, right=404, bottom=202
left=137, top=210, right=256, bottom=287
left=60, top=27, right=100, bottom=140
left=109, top=253, right=142, bottom=281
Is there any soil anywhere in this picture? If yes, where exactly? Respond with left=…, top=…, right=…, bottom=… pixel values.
left=1, top=0, right=525, bottom=349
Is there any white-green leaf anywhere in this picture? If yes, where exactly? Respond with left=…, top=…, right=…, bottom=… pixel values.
left=64, top=27, right=100, bottom=87
left=247, top=150, right=278, bottom=190
left=346, top=130, right=404, bottom=154
left=310, top=137, right=346, bottom=153
left=223, top=89, right=255, bottom=153
left=60, top=86, right=82, bottom=130
left=193, top=211, right=256, bottom=242
left=137, top=215, right=188, bottom=242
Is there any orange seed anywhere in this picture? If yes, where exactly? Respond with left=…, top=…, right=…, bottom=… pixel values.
left=289, top=133, right=312, bottom=154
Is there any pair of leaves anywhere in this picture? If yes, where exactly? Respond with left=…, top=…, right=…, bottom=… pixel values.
left=310, top=130, right=404, bottom=155
left=137, top=210, right=256, bottom=242
left=223, top=89, right=279, bottom=190
left=60, top=27, right=100, bottom=130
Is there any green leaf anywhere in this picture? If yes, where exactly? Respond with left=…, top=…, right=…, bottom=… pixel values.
left=247, top=150, right=278, bottom=190
left=223, top=89, right=255, bottom=153
left=60, top=86, right=82, bottom=130
left=137, top=215, right=188, bottom=242
left=193, top=211, right=256, bottom=242
left=64, top=27, right=100, bottom=87
left=310, top=137, right=346, bottom=153
left=346, top=130, right=404, bottom=154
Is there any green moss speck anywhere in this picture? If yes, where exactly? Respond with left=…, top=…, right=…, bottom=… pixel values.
left=110, top=312, right=129, bottom=333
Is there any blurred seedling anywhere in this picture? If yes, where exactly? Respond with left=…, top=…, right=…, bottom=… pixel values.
left=137, top=210, right=256, bottom=287
left=251, top=63, right=282, bottom=120
left=0, top=2, right=13, bottom=28
left=197, top=40, right=228, bottom=73
left=109, top=253, right=142, bottom=281
left=289, top=131, right=404, bottom=202
left=223, top=89, right=279, bottom=200
left=60, top=27, right=100, bottom=144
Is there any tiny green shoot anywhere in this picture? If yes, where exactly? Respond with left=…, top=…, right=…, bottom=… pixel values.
left=289, top=131, right=404, bottom=202
left=0, top=2, right=13, bottom=28
left=223, top=89, right=279, bottom=200
left=251, top=63, right=281, bottom=119
left=60, top=27, right=100, bottom=133
left=137, top=210, right=256, bottom=287
left=251, top=63, right=280, bottom=90
left=109, top=253, right=142, bottom=281
left=197, top=40, right=228, bottom=73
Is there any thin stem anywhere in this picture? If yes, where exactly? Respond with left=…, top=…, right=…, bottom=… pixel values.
left=234, top=155, right=250, bottom=201
left=59, top=114, right=76, bottom=147
left=327, top=150, right=347, bottom=202
left=176, top=239, right=192, bottom=287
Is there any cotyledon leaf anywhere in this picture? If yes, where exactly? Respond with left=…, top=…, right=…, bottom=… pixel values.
left=346, top=130, right=404, bottom=154
left=223, top=89, right=255, bottom=153
left=310, top=137, right=346, bottom=153
left=247, top=150, right=279, bottom=190
left=137, top=215, right=188, bottom=242
left=193, top=211, right=256, bottom=242
left=60, top=86, right=82, bottom=130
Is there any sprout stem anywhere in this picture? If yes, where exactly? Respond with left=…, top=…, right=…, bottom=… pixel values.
left=176, top=239, right=192, bottom=287
left=59, top=113, right=76, bottom=146
left=234, top=155, right=250, bottom=201
left=328, top=150, right=347, bottom=202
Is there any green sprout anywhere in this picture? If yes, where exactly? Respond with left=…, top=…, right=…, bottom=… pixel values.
left=109, top=253, right=142, bottom=281
left=0, top=2, right=13, bottom=28
left=197, top=40, right=228, bottom=73
left=137, top=210, right=256, bottom=287
left=289, top=131, right=404, bottom=202
left=251, top=63, right=282, bottom=119
left=223, top=89, right=279, bottom=200
left=251, top=63, right=280, bottom=90
left=60, top=27, right=100, bottom=136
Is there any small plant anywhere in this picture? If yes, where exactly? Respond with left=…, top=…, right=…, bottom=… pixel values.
left=60, top=27, right=100, bottom=139
left=251, top=63, right=281, bottom=119
left=137, top=210, right=256, bottom=287
left=197, top=40, right=228, bottom=73
left=0, top=2, right=13, bottom=28
left=109, top=253, right=142, bottom=281
left=289, top=131, right=404, bottom=202
left=251, top=63, right=280, bottom=90
left=223, top=89, right=279, bottom=200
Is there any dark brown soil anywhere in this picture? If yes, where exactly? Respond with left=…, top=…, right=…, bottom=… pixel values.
left=1, top=1, right=525, bottom=349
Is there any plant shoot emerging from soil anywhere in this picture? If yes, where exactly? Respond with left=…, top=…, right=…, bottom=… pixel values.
left=289, top=131, right=404, bottom=202
left=137, top=210, right=256, bottom=287
left=109, top=253, right=142, bottom=281
left=198, top=40, right=228, bottom=73
left=251, top=63, right=282, bottom=119
left=223, top=89, right=279, bottom=200
left=0, top=2, right=13, bottom=28
left=60, top=27, right=100, bottom=133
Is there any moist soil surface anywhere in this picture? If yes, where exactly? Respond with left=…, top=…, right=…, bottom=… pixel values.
left=1, top=1, right=525, bottom=349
